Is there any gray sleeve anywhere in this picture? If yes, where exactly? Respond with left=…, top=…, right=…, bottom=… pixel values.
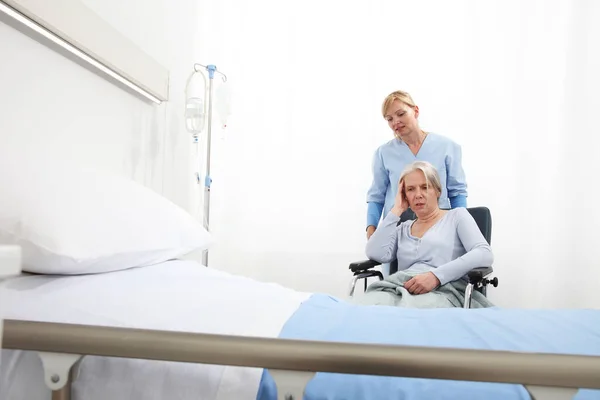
left=365, top=211, right=400, bottom=263
left=432, top=208, right=494, bottom=285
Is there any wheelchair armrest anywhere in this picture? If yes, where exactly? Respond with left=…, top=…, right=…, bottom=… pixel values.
left=467, top=266, right=498, bottom=286
left=349, top=259, right=381, bottom=273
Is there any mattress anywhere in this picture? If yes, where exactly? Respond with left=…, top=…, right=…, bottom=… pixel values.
left=0, top=260, right=312, bottom=400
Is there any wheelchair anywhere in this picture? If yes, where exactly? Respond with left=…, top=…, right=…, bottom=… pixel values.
left=348, top=206, right=499, bottom=308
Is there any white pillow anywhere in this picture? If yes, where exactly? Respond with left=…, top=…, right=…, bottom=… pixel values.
left=0, top=157, right=212, bottom=275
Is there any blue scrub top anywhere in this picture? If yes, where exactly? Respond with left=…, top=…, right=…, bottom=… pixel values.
left=366, top=133, right=468, bottom=228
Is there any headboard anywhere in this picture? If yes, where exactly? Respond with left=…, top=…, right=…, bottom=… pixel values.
left=0, top=0, right=170, bottom=103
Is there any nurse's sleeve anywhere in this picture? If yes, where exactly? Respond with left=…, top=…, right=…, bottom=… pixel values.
left=366, top=148, right=388, bottom=228
left=445, top=142, right=468, bottom=204
left=450, top=195, right=467, bottom=208
left=367, top=202, right=384, bottom=228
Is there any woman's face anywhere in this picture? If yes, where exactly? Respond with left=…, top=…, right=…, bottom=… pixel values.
left=402, top=170, right=439, bottom=214
left=384, top=99, right=420, bottom=138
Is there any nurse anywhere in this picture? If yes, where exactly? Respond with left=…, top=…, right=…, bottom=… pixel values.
left=366, top=90, right=468, bottom=276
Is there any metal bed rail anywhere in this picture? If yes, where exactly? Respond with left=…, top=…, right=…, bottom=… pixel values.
left=2, top=319, right=599, bottom=400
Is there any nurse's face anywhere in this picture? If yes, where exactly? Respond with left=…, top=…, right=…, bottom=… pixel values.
left=384, top=100, right=420, bottom=139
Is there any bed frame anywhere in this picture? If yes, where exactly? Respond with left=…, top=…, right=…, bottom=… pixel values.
left=2, top=318, right=600, bottom=400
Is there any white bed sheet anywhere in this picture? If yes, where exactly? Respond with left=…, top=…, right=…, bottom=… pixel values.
left=0, top=260, right=312, bottom=400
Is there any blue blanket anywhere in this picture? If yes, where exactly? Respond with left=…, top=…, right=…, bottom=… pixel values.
left=257, top=294, right=600, bottom=400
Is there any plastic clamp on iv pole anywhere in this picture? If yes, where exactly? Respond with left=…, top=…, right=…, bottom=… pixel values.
left=207, top=64, right=216, bottom=79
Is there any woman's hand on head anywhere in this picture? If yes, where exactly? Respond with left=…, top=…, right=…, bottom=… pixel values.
left=391, top=180, right=409, bottom=216
left=404, top=272, right=441, bottom=295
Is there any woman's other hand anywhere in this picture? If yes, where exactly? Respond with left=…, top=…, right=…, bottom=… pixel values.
left=404, top=272, right=441, bottom=295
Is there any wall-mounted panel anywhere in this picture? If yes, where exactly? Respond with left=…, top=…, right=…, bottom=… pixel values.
left=1, top=0, right=170, bottom=102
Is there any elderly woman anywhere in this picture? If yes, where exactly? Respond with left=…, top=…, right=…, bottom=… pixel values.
left=366, top=90, right=468, bottom=277
left=365, top=161, right=493, bottom=297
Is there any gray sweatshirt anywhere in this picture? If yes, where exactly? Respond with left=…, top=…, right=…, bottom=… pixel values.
left=365, top=208, right=494, bottom=285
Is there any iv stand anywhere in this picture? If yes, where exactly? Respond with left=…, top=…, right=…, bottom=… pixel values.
left=192, top=63, right=227, bottom=267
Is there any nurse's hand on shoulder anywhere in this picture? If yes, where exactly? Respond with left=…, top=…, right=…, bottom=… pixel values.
left=367, top=226, right=376, bottom=239
left=404, top=272, right=441, bottom=295
left=391, top=180, right=409, bottom=216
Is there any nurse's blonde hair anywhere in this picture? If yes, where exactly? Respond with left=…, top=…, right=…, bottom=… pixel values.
left=399, top=161, right=442, bottom=199
left=381, top=90, right=417, bottom=118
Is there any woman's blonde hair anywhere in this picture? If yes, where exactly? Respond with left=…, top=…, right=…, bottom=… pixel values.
left=381, top=90, right=417, bottom=118
left=399, top=161, right=442, bottom=199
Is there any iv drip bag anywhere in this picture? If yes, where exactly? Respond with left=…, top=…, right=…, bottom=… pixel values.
left=184, top=70, right=207, bottom=136
left=215, top=82, right=232, bottom=127
left=185, top=97, right=205, bottom=135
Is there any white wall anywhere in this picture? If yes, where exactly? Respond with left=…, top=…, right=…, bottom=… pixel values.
left=2, top=0, right=599, bottom=310
left=195, top=0, right=600, bottom=309
left=0, top=0, right=199, bottom=212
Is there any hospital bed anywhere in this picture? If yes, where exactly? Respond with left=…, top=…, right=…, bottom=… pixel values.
left=348, top=206, right=499, bottom=307
left=1, top=163, right=600, bottom=400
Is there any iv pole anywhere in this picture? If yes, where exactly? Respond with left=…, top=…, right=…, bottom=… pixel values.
left=189, top=63, right=227, bottom=267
